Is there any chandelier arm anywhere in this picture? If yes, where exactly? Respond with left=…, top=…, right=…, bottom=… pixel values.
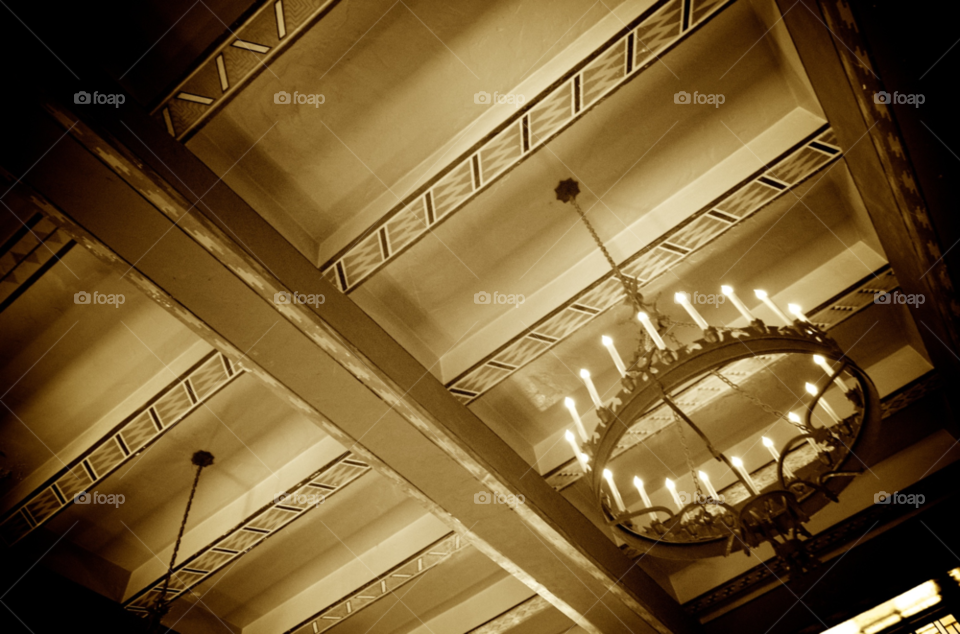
left=604, top=505, right=675, bottom=525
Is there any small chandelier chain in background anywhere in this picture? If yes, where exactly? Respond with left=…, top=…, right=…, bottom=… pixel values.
left=569, top=197, right=645, bottom=313
left=709, top=370, right=813, bottom=432
left=673, top=409, right=704, bottom=501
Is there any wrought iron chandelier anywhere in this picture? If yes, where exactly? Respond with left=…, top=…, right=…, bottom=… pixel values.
left=554, top=179, right=880, bottom=573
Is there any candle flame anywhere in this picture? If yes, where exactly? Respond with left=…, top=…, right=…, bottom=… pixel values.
left=665, top=478, right=676, bottom=489
left=788, top=303, right=803, bottom=316
left=603, top=468, right=614, bottom=481
left=697, top=470, right=710, bottom=481
left=754, top=289, right=768, bottom=299
left=813, top=355, right=826, bottom=365
left=805, top=382, right=819, bottom=396
left=601, top=335, right=613, bottom=346
left=565, top=430, right=575, bottom=442
left=731, top=456, right=744, bottom=468
left=762, top=436, right=774, bottom=448
left=633, top=476, right=643, bottom=488
left=674, top=292, right=688, bottom=303
left=720, top=285, right=734, bottom=295
left=564, top=397, right=576, bottom=409
left=788, top=412, right=801, bottom=423
left=579, top=368, right=591, bottom=379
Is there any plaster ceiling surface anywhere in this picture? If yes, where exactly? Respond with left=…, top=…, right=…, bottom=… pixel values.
left=184, top=472, right=428, bottom=627
left=189, top=0, right=627, bottom=258
left=0, top=246, right=203, bottom=498
left=350, top=0, right=825, bottom=364
left=43, top=373, right=329, bottom=570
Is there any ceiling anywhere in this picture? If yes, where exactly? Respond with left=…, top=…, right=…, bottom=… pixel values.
left=2, top=0, right=959, bottom=632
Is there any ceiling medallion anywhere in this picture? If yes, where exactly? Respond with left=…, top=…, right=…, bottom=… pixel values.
left=555, top=179, right=880, bottom=574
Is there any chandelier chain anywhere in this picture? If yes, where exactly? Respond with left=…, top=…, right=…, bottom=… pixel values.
left=710, top=370, right=812, bottom=432
left=569, top=198, right=642, bottom=312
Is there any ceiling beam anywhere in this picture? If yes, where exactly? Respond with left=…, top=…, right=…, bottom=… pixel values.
left=4, top=93, right=701, bottom=634
left=777, top=0, right=960, bottom=397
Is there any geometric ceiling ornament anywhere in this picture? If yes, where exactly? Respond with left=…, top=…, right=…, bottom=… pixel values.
left=154, top=0, right=342, bottom=140
left=0, top=351, right=242, bottom=546
left=446, top=128, right=841, bottom=405
left=322, top=0, right=739, bottom=293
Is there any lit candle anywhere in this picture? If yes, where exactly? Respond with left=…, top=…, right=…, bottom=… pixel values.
left=601, top=335, right=627, bottom=378
left=633, top=476, right=653, bottom=508
left=564, top=430, right=588, bottom=471
left=675, top=292, right=710, bottom=330
left=697, top=470, right=719, bottom=500
left=563, top=397, right=588, bottom=442
left=806, top=382, right=842, bottom=424
left=788, top=303, right=810, bottom=323
left=721, top=286, right=755, bottom=323
left=789, top=411, right=823, bottom=452
left=813, top=355, right=850, bottom=394
left=577, top=451, right=591, bottom=472
left=754, top=289, right=792, bottom=326
left=731, top=457, right=760, bottom=495
left=762, top=437, right=795, bottom=478
left=603, top=469, right=626, bottom=512
left=579, top=369, right=603, bottom=410
left=665, top=478, right=684, bottom=511
left=637, top=312, right=666, bottom=350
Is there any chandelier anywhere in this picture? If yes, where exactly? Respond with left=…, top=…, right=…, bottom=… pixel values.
left=554, top=179, right=880, bottom=573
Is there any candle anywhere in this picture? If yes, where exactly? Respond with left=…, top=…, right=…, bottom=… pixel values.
left=579, top=369, right=603, bottom=409
left=563, top=397, right=588, bottom=442
left=721, top=286, right=755, bottom=322
left=564, top=430, right=588, bottom=471
left=697, top=470, right=719, bottom=500
left=806, top=382, right=842, bottom=424
left=665, top=478, right=684, bottom=511
left=762, top=437, right=795, bottom=478
left=731, top=457, right=760, bottom=495
left=601, top=335, right=627, bottom=378
left=813, top=355, right=851, bottom=394
left=754, top=289, right=792, bottom=325
left=675, top=292, right=710, bottom=330
left=637, top=312, right=666, bottom=350
left=633, top=476, right=653, bottom=508
left=788, top=303, right=810, bottom=323
left=603, top=469, right=626, bottom=512
left=789, top=411, right=823, bottom=452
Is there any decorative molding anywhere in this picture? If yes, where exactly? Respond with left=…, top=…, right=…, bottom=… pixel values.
left=0, top=351, right=242, bottom=546
left=285, top=532, right=465, bottom=634
left=320, top=0, right=736, bottom=292
left=448, top=128, right=842, bottom=405
left=124, top=452, right=370, bottom=614
left=0, top=212, right=74, bottom=312
left=153, top=0, right=342, bottom=140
